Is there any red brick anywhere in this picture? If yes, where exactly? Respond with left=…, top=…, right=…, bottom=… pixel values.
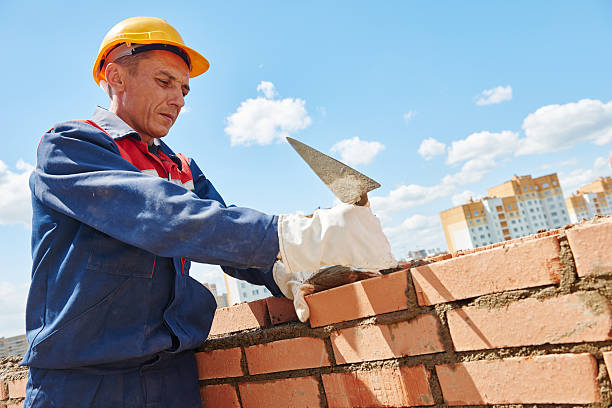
left=209, top=299, right=269, bottom=336
left=200, top=384, right=240, bottom=408
left=436, top=353, right=601, bottom=405
left=0, top=381, right=7, bottom=401
left=195, top=347, right=243, bottom=380
left=567, top=220, right=612, bottom=277
left=6, top=378, right=26, bottom=399
left=322, top=365, right=434, bottom=407
left=331, top=315, right=444, bottom=364
left=265, top=296, right=298, bottom=325
left=245, top=337, right=330, bottom=374
left=239, top=376, right=321, bottom=408
left=448, top=293, right=612, bottom=351
left=306, top=269, right=410, bottom=327
left=604, top=351, right=612, bottom=381
left=412, top=236, right=562, bottom=305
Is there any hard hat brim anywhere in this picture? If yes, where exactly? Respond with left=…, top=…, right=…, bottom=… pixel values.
left=93, top=38, right=209, bottom=85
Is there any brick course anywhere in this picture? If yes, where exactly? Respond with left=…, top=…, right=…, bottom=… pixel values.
left=447, top=292, right=612, bottom=351
left=411, top=235, right=563, bottom=305
left=567, top=220, right=612, bottom=276
left=436, top=353, right=601, bottom=405
left=322, top=365, right=434, bottom=407
left=331, top=315, right=444, bottom=364
left=245, top=337, right=330, bottom=375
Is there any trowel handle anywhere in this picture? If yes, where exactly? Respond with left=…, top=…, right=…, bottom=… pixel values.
left=354, top=193, right=370, bottom=207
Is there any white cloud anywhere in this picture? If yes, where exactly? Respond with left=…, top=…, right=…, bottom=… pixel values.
left=403, top=111, right=415, bottom=122
left=256, top=81, right=278, bottom=99
left=559, top=156, right=611, bottom=195
left=517, top=99, right=612, bottom=155
left=418, top=137, right=446, bottom=160
left=452, top=190, right=477, bottom=206
left=383, top=214, right=446, bottom=258
left=442, top=157, right=497, bottom=186
left=370, top=183, right=450, bottom=215
left=540, top=158, right=578, bottom=170
left=0, top=281, right=28, bottom=337
left=0, top=160, right=34, bottom=226
left=330, top=137, right=385, bottom=166
left=447, top=130, right=519, bottom=165
left=476, top=85, right=512, bottom=106
left=179, top=106, right=191, bottom=115
left=225, top=82, right=312, bottom=146
left=370, top=158, right=496, bottom=216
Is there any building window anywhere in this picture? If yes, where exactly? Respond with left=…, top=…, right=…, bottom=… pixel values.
left=551, top=211, right=558, bottom=216
left=476, top=219, right=481, bottom=224
left=553, top=181, right=557, bottom=186
left=545, top=191, right=550, bottom=195
left=474, top=211, right=479, bottom=216
left=507, top=204, right=512, bottom=210
left=523, top=186, right=528, bottom=191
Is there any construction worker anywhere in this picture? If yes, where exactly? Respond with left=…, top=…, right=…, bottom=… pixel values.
left=22, top=17, right=396, bottom=407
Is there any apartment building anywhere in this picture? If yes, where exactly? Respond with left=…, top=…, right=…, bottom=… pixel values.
left=441, top=173, right=571, bottom=252
left=0, top=334, right=28, bottom=357
left=201, top=282, right=229, bottom=309
left=565, top=177, right=612, bottom=222
left=223, top=274, right=272, bottom=305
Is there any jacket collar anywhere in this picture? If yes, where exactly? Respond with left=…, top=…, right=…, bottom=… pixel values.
left=92, top=106, right=140, bottom=140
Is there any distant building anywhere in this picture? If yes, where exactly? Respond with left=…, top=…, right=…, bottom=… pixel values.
left=0, top=334, right=27, bottom=357
left=441, top=173, right=570, bottom=252
left=223, top=274, right=272, bottom=305
left=566, top=177, right=612, bottom=222
left=202, top=282, right=229, bottom=309
left=405, top=248, right=445, bottom=260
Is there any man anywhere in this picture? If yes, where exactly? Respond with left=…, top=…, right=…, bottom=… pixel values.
left=23, top=17, right=396, bottom=407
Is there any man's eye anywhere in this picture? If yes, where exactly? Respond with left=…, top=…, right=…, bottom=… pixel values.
left=157, top=79, right=169, bottom=86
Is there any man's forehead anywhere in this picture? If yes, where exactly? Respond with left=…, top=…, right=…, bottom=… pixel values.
left=143, top=50, right=190, bottom=82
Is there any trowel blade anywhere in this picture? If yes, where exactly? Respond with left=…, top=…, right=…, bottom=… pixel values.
left=286, top=137, right=381, bottom=204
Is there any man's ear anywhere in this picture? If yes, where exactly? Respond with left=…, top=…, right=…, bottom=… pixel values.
left=105, top=63, right=126, bottom=94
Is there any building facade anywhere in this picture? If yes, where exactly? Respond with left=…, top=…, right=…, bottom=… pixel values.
left=223, top=274, right=273, bottom=305
left=565, top=177, right=612, bottom=222
left=0, top=334, right=28, bottom=357
left=441, top=173, right=571, bottom=252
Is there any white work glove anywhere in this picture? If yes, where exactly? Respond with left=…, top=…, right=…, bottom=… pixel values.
left=274, top=203, right=397, bottom=322
left=272, top=261, right=315, bottom=322
left=277, top=203, right=397, bottom=275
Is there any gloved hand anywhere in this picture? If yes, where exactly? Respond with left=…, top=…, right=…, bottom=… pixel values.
left=272, top=261, right=315, bottom=322
left=273, top=262, right=385, bottom=322
left=274, top=203, right=397, bottom=322
left=277, top=203, right=397, bottom=275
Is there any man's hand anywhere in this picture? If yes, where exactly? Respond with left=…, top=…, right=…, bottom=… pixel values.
left=277, top=203, right=397, bottom=275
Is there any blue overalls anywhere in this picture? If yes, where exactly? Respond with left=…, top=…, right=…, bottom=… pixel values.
left=23, top=107, right=282, bottom=407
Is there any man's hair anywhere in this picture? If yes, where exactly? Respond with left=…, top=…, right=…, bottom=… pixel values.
left=105, top=52, right=152, bottom=97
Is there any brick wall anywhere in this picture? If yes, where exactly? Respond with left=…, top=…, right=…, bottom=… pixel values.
left=2, top=218, right=611, bottom=407
left=197, top=217, right=612, bottom=407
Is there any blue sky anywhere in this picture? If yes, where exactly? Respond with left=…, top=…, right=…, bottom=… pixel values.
left=1, top=1, right=611, bottom=337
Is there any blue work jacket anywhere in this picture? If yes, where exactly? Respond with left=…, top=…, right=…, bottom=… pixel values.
left=22, top=107, right=282, bottom=370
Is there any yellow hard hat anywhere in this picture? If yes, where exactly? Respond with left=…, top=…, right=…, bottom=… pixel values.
left=93, top=16, right=209, bottom=85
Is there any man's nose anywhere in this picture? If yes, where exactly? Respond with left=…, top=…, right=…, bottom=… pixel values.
left=169, top=88, right=185, bottom=109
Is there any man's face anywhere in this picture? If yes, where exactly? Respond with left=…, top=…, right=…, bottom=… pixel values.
left=118, top=50, right=190, bottom=144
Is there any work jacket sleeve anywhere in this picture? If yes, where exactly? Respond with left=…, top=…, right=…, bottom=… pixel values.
left=31, top=121, right=279, bottom=270
left=186, top=155, right=283, bottom=297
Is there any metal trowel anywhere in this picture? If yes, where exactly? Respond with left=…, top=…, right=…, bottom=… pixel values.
left=286, top=137, right=381, bottom=206
left=286, top=137, right=394, bottom=291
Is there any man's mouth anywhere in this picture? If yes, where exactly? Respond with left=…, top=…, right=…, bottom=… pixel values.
left=160, top=113, right=175, bottom=124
